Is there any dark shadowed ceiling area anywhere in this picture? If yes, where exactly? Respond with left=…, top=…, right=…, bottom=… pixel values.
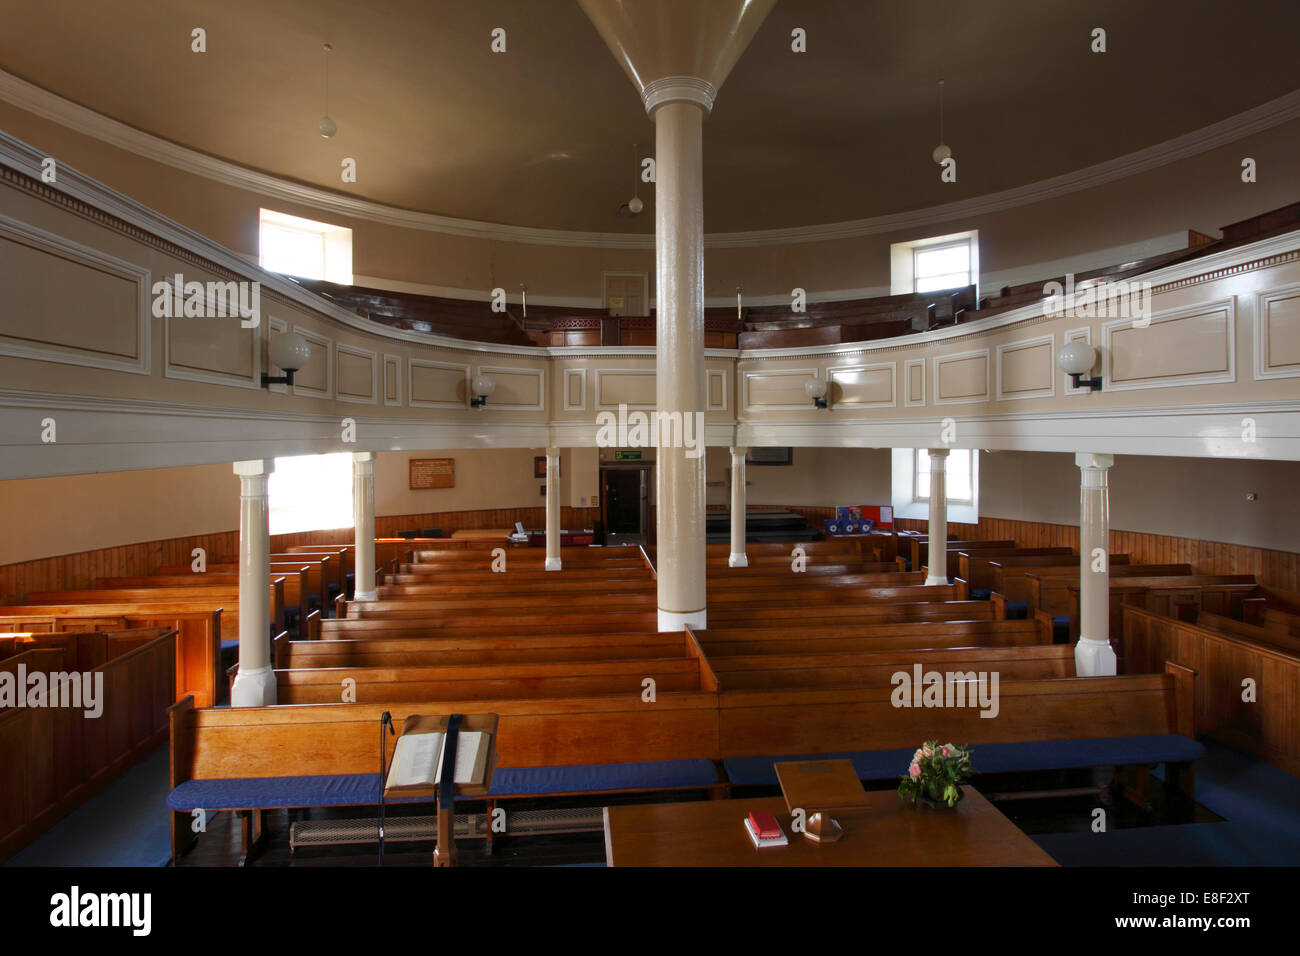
left=1, top=0, right=1297, bottom=234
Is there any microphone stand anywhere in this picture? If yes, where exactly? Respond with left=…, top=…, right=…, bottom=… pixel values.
left=378, top=711, right=394, bottom=866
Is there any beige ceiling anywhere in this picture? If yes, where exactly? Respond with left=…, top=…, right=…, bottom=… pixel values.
left=1, top=0, right=1297, bottom=234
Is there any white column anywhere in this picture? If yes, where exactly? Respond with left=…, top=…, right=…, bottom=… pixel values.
left=352, top=452, right=377, bottom=601
left=545, top=447, right=562, bottom=571
left=1076, top=453, right=1117, bottom=676
left=230, top=459, right=276, bottom=707
left=728, top=446, right=748, bottom=567
left=924, top=448, right=949, bottom=586
left=651, top=87, right=710, bottom=632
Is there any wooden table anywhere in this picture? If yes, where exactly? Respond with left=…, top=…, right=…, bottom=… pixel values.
left=603, top=787, right=1057, bottom=867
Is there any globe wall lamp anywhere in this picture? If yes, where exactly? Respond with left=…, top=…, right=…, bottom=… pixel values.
left=1057, top=341, right=1103, bottom=392
left=470, top=374, right=496, bottom=408
left=263, top=331, right=313, bottom=388
left=805, top=377, right=829, bottom=409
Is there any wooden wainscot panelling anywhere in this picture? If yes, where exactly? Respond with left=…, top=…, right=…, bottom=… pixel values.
left=996, top=334, right=1055, bottom=401
left=934, top=348, right=989, bottom=405
left=743, top=367, right=820, bottom=411
left=0, top=213, right=152, bottom=375
left=383, top=354, right=402, bottom=406
left=409, top=358, right=468, bottom=408
left=563, top=368, right=587, bottom=411
left=904, top=358, right=925, bottom=407
left=474, top=365, right=544, bottom=411
left=596, top=369, right=655, bottom=410
left=290, top=325, right=333, bottom=398
left=335, top=343, right=378, bottom=405
left=1254, top=283, right=1300, bottom=381
left=707, top=369, right=727, bottom=411
left=162, top=273, right=260, bottom=389
left=827, top=362, right=895, bottom=409
left=1105, top=298, right=1235, bottom=391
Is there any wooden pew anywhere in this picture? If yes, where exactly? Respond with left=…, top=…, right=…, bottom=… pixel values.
left=1012, top=562, right=1191, bottom=616
left=707, top=643, right=1075, bottom=689
left=1122, top=605, right=1299, bottom=776
left=706, top=571, right=924, bottom=591
left=903, top=539, right=1016, bottom=576
left=1259, top=606, right=1300, bottom=638
left=27, top=581, right=286, bottom=639
left=266, top=655, right=703, bottom=704
left=320, top=609, right=659, bottom=636
left=694, top=616, right=1053, bottom=656
left=1070, top=574, right=1260, bottom=643
left=100, top=571, right=311, bottom=630
left=707, top=598, right=988, bottom=627
left=717, top=664, right=1200, bottom=809
left=1, top=628, right=176, bottom=862
left=342, top=590, right=656, bottom=617
left=167, top=690, right=722, bottom=860
left=0, top=605, right=221, bottom=708
left=958, top=548, right=1074, bottom=592
left=987, top=557, right=1138, bottom=607
left=160, top=558, right=331, bottom=616
left=375, top=577, right=655, bottom=599
left=275, top=631, right=690, bottom=669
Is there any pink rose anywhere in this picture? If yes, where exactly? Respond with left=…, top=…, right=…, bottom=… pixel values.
left=909, top=762, right=921, bottom=779
left=941, top=746, right=951, bottom=758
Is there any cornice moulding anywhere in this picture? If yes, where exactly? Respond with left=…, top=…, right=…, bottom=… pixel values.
left=2, top=68, right=1296, bottom=250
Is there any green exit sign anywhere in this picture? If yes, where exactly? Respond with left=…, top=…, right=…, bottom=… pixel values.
left=614, top=450, right=643, bottom=461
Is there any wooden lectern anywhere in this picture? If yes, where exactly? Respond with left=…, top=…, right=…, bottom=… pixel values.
left=382, top=712, right=499, bottom=867
left=776, top=759, right=870, bottom=844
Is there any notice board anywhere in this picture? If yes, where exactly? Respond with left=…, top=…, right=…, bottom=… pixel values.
left=409, top=458, right=455, bottom=489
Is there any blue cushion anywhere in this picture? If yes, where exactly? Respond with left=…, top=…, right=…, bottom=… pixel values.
left=723, top=735, right=1205, bottom=787
left=220, top=640, right=238, bottom=652
left=1004, top=601, right=1028, bottom=619
left=168, top=758, right=721, bottom=811
left=969, top=588, right=992, bottom=600
left=486, top=759, right=718, bottom=796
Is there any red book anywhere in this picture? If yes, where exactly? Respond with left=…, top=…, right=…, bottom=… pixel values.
left=748, top=811, right=781, bottom=840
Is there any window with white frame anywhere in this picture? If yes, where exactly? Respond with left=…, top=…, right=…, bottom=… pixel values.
left=268, top=453, right=355, bottom=535
left=259, top=209, right=353, bottom=284
left=890, top=447, right=979, bottom=524
left=889, top=231, right=979, bottom=297
left=913, top=448, right=974, bottom=504
left=913, top=240, right=972, bottom=293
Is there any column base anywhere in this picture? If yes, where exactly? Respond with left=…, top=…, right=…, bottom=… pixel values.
left=727, top=552, right=748, bottom=568
left=231, top=664, right=277, bottom=707
left=545, top=557, right=562, bottom=571
left=924, top=575, right=949, bottom=587
left=658, top=608, right=707, bottom=632
left=352, top=590, right=378, bottom=602
left=1074, top=636, right=1118, bottom=676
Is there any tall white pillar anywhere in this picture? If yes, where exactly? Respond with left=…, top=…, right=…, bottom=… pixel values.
left=231, top=459, right=276, bottom=707
left=352, top=452, right=377, bottom=601
left=651, top=86, right=710, bottom=632
left=545, top=447, right=562, bottom=571
left=1076, top=453, right=1117, bottom=676
left=728, top=446, right=748, bottom=567
left=924, top=448, right=949, bottom=586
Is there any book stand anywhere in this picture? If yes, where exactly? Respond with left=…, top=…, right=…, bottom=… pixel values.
left=776, top=759, right=870, bottom=845
left=382, top=712, right=499, bottom=867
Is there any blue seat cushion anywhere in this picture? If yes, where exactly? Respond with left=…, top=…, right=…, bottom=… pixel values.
left=1004, top=601, right=1029, bottom=619
left=969, top=588, right=991, bottom=600
left=168, top=759, right=721, bottom=811
left=723, top=735, right=1205, bottom=787
left=486, top=759, right=718, bottom=796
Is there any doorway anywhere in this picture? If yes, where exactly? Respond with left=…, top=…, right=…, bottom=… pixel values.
left=602, top=272, right=649, bottom=317
left=601, top=465, right=650, bottom=545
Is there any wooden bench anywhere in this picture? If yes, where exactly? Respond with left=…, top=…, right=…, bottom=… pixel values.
left=707, top=598, right=989, bottom=627
left=717, top=664, right=1202, bottom=819
left=1122, top=605, right=1299, bottom=776
left=166, top=690, right=724, bottom=863
left=319, top=608, right=659, bottom=637
left=100, top=571, right=312, bottom=631
left=0, top=604, right=222, bottom=707
left=26, top=582, right=286, bottom=641
left=1, top=627, right=176, bottom=861
left=705, top=643, right=1075, bottom=689
left=1069, top=575, right=1260, bottom=642
left=902, top=539, right=1016, bottom=576
left=958, top=548, right=1075, bottom=593
left=693, top=616, right=1053, bottom=656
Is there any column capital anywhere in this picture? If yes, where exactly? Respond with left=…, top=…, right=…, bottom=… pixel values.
left=1075, top=452, right=1115, bottom=471
left=643, top=76, right=717, bottom=115
left=233, top=459, right=274, bottom=477
left=729, top=446, right=746, bottom=460
left=545, top=447, right=561, bottom=459
left=351, top=451, right=374, bottom=463
left=926, top=447, right=951, bottom=459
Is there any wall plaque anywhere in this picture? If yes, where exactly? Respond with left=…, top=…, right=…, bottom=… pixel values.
left=409, top=458, right=455, bottom=489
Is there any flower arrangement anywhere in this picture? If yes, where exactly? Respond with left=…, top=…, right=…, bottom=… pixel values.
left=898, top=741, right=976, bottom=808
